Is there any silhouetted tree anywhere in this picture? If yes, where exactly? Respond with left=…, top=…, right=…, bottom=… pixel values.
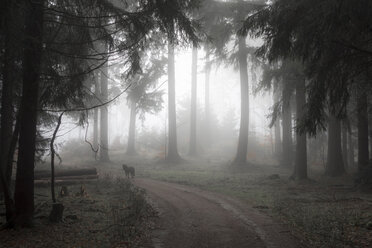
left=189, top=46, right=198, bottom=156
left=326, top=114, right=345, bottom=176
left=204, top=46, right=211, bottom=145
left=233, top=34, right=250, bottom=165
left=281, top=86, right=293, bottom=167
left=293, top=78, right=307, bottom=179
left=125, top=55, right=166, bottom=155
left=100, top=45, right=110, bottom=162
left=273, top=82, right=282, bottom=158
left=342, top=121, right=348, bottom=170
left=357, top=85, right=369, bottom=169
left=166, top=40, right=181, bottom=162
left=14, top=0, right=44, bottom=227
left=240, top=0, right=372, bottom=136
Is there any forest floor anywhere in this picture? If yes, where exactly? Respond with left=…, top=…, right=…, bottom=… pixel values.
left=129, top=156, right=372, bottom=248
left=0, top=174, right=156, bottom=248
left=1, top=153, right=372, bottom=248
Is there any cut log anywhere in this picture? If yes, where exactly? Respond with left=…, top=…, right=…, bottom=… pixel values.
left=34, top=168, right=97, bottom=180
left=49, top=203, right=64, bottom=223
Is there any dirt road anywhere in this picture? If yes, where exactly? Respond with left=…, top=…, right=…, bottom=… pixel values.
left=134, top=178, right=303, bottom=248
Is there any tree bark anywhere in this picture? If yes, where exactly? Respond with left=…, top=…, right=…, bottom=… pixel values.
left=166, top=41, right=181, bottom=162
left=273, top=83, right=282, bottom=158
left=281, top=89, right=293, bottom=167
left=50, top=112, right=64, bottom=203
left=14, top=0, right=44, bottom=227
left=204, top=46, right=211, bottom=146
left=232, top=35, right=249, bottom=166
left=1, top=0, right=17, bottom=188
left=127, top=100, right=137, bottom=155
left=342, top=121, right=348, bottom=170
left=347, top=119, right=355, bottom=168
left=369, top=129, right=372, bottom=162
left=1, top=113, right=20, bottom=225
left=99, top=46, right=110, bottom=162
left=325, top=115, right=345, bottom=176
left=293, top=79, right=307, bottom=179
left=189, top=46, right=198, bottom=156
left=93, top=74, right=99, bottom=153
left=357, top=88, right=369, bottom=169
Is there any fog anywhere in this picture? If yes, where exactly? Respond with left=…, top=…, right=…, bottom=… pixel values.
left=56, top=46, right=274, bottom=164
left=1, top=1, right=371, bottom=247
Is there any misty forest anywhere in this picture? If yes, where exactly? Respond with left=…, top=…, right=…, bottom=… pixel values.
left=1, top=0, right=372, bottom=247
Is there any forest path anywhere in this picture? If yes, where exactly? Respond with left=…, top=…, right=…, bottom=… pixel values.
left=134, top=178, right=303, bottom=248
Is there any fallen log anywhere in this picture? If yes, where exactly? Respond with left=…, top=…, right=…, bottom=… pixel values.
left=34, top=178, right=98, bottom=187
left=35, top=174, right=98, bottom=181
left=34, top=168, right=97, bottom=180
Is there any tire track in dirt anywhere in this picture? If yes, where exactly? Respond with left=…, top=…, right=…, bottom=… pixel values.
left=134, top=178, right=303, bottom=248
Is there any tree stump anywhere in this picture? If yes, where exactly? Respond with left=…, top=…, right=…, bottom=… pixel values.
left=49, top=203, right=64, bottom=223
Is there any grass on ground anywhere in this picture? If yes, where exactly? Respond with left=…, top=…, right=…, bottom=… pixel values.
left=0, top=175, right=155, bottom=248
left=132, top=157, right=372, bottom=248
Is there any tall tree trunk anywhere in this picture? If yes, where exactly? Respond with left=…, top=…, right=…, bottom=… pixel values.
left=357, top=89, right=369, bottom=169
left=282, top=89, right=293, bottom=167
left=1, top=0, right=17, bottom=188
left=14, top=0, right=44, bottom=227
left=204, top=46, right=211, bottom=146
left=99, top=47, right=110, bottom=162
left=347, top=120, right=355, bottom=168
left=189, top=46, right=198, bottom=156
left=166, top=41, right=181, bottom=162
left=273, top=83, right=281, bottom=159
left=233, top=35, right=249, bottom=165
left=369, top=129, right=372, bottom=162
left=1, top=113, right=20, bottom=226
left=342, top=121, right=348, bottom=170
left=127, top=100, right=137, bottom=155
left=325, top=115, right=345, bottom=176
left=93, top=74, right=99, bottom=153
left=293, top=79, right=307, bottom=179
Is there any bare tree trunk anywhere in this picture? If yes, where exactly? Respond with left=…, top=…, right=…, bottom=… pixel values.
left=282, top=90, right=293, bottom=167
left=370, top=129, right=372, bottom=162
left=204, top=46, right=211, bottom=146
left=0, top=113, right=20, bottom=226
left=0, top=0, right=15, bottom=224
left=189, top=46, right=198, bottom=156
left=99, top=46, right=110, bottom=162
left=127, top=100, right=137, bottom=155
left=50, top=112, right=64, bottom=203
left=273, top=83, right=281, bottom=159
left=166, top=41, right=181, bottom=162
left=93, top=75, right=99, bottom=153
left=14, top=0, right=44, bottom=227
left=293, top=79, right=307, bottom=179
left=325, top=115, right=345, bottom=176
left=347, top=119, right=355, bottom=168
left=233, top=35, right=249, bottom=166
left=342, top=121, right=348, bottom=171
left=357, top=88, right=369, bottom=169
left=1, top=0, right=16, bottom=189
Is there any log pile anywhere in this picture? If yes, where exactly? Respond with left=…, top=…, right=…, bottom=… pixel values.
left=34, top=168, right=98, bottom=186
